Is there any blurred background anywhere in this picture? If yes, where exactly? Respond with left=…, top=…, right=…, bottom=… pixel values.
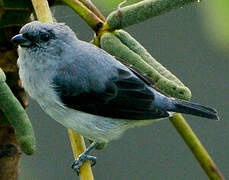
left=19, top=0, right=229, bottom=179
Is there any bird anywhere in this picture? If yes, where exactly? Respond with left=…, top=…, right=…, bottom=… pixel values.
left=11, top=21, right=219, bottom=174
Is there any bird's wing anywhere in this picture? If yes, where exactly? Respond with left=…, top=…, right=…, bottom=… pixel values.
left=52, top=58, right=169, bottom=120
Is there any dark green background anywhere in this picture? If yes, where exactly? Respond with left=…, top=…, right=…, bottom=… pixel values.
left=19, top=1, right=229, bottom=179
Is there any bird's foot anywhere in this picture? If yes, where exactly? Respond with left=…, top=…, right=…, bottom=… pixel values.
left=71, top=141, right=98, bottom=175
left=71, top=154, right=97, bottom=175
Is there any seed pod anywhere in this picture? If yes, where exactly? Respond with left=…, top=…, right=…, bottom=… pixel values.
left=106, top=0, right=198, bottom=29
left=0, top=68, right=36, bottom=155
left=115, top=30, right=183, bottom=86
left=100, top=32, right=191, bottom=100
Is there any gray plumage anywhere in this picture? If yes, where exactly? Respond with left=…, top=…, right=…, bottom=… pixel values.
left=12, top=21, right=218, bottom=144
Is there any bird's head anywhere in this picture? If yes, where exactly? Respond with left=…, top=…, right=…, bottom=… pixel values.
left=11, top=21, right=77, bottom=50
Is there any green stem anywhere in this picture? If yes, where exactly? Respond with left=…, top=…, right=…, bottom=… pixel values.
left=78, top=0, right=106, bottom=21
left=32, top=0, right=53, bottom=23
left=106, top=0, right=201, bottom=29
left=60, top=0, right=103, bottom=32
left=170, top=114, right=224, bottom=180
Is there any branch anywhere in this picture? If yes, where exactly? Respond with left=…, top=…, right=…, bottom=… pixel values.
left=78, top=0, right=105, bottom=21
left=170, top=114, right=224, bottom=180
left=31, top=0, right=94, bottom=179
left=68, top=130, right=94, bottom=180
left=60, top=0, right=103, bottom=32
left=31, top=0, right=53, bottom=23
left=105, top=0, right=201, bottom=29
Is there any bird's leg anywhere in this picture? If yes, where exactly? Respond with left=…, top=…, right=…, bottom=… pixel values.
left=89, top=139, right=107, bottom=150
left=71, top=141, right=98, bottom=175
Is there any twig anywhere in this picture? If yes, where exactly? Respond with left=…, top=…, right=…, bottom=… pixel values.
left=31, top=0, right=53, bottom=23
left=68, top=130, right=94, bottom=180
left=60, top=0, right=103, bottom=32
left=78, top=0, right=105, bottom=21
left=170, top=114, right=224, bottom=180
left=31, top=0, right=94, bottom=179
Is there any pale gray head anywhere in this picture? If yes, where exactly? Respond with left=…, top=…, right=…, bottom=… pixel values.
left=11, top=21, right=78, bottom=52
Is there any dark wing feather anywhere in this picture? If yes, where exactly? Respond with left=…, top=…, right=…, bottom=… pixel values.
left=114, top=57, right=155, bottom=86
left=53, top=63, right=169, bottom=120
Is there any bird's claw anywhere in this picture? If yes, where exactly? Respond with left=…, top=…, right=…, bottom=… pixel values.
left=71, top=154, right=97, bottom=175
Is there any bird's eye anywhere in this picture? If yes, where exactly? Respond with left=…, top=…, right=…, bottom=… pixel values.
left=40, top=33, right=50, bottom=42
left=23, top=33, right=30, bottom=39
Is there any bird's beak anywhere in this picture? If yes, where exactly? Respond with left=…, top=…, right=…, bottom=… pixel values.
left=11, top=34, right=32, bottom=47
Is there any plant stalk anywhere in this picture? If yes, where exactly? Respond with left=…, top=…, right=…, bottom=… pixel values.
left=60, top=0, right=103, bottom=32
left=68, top=130, right=94, bottom=180
left=78, top=0, right=105, bottom=21
left=170, top=114, right=224, bottom=180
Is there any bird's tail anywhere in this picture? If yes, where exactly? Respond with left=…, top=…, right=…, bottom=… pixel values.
left=170, top=99, right=219, bottom=120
